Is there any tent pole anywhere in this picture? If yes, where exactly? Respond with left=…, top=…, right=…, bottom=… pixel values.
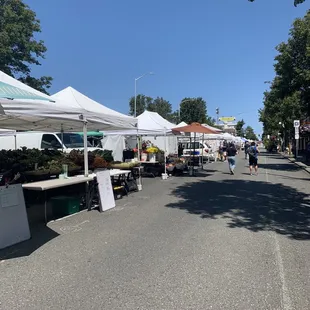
left=136, top=131, right=142, bottom=190
left=202, top=133, right=204, bottom=170
left=83, top=121, right=89, bottom=177
left=61, top=124, right=64, bottom=152
left=164, top=128, right=167, bottom=176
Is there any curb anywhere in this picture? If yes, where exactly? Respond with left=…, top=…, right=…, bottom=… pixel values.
left=280, top=153, right=310, bottom=175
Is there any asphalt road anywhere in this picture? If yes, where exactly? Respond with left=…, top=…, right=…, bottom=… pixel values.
left=1, top=151, right=310, bottom=310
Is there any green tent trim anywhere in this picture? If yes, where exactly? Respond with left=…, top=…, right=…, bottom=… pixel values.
left=76, top=131, right=103, bottom=138
left=0, top=81, right=53, bottom=101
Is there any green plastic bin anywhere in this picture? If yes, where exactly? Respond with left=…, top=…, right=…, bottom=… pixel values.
left=51, top=196, right=80, bottom=218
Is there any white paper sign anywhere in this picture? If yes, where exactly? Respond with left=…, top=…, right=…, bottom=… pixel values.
left=0, top=184, right=30, bottom=249
left=0, top=186, right=19, bottom=208
left=96, top=170, right=115, bottom=212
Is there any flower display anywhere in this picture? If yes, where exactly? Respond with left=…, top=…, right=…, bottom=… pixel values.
left=146, top=146, right=159, bottom=153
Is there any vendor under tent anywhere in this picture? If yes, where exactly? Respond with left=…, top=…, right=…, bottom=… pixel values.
left=103, top=110, right=178, bottom=154
left=172, top=123, right=218, bottom=173
left=104, top=111, right=176, bottom=136
left=0, top=72, right=137, bottom=176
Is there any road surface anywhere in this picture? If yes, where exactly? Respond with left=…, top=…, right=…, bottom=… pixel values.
left=1, top=151, right=310, bottom=309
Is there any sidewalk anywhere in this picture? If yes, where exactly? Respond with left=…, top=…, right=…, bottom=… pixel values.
left=281, top=152, right=310, bottom=174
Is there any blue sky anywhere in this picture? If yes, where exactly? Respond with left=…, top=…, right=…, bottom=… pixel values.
left=25, top=0, right=309, bottom=134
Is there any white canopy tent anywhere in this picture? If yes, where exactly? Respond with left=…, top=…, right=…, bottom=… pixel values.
left=175, top=121, right=187, bottom=128
left=104, top=111, right=176, bottom=136
left=52, top=87, right=136, bottom=130
left=202, top=124, right=222, bottom=132
left=104, top=111, right=178, bottom=155
left=0, top=72, right=137, bottom=175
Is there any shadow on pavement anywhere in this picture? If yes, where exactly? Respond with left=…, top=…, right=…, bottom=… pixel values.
left=167, top=179, right=310, bottom=240
left=267, top=173, right=310, bottom=181
left=259, top=163, right=301, bottom=172
left=0, top=223, right=59, bottom=260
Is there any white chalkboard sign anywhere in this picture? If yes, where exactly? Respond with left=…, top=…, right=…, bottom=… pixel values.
left=96, top=170, right=115, bottom=212
left=0, top=184, right=31, bottom=250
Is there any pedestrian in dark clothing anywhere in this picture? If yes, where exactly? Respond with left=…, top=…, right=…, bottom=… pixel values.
left=226, top=143, right=237, bottom=175
left=248, top=142, right=259, bottom=175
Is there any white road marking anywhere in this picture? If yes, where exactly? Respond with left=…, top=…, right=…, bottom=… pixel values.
left=264, top=154, right=292, bottom=310
left=59, top=220, right=90, bottom=233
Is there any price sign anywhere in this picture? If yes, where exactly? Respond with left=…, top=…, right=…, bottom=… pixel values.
left=294, top=120, right=300, bottom=128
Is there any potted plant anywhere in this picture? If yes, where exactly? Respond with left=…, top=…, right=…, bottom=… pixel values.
left=146, top=146, right=159, bottom=162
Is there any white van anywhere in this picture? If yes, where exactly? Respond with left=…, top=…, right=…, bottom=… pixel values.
left=180, top=141, right=213, bottom=160
left=0, top=132, right=102, bottom=152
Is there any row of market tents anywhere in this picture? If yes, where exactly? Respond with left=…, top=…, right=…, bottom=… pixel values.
left=0, top=70, right=247, bottom=165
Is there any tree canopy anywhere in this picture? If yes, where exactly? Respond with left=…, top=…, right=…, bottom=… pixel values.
left=129, top=94, right=153, bottom=117
left=236, top=120, right=245, bottom=137
left=146, top=97, right=173, bottom=121
left=248, top=0, right=306, bottom=6
left=244, top=126, right=258, bottom=141
left=180, top=97, right=208, bottom=124
left=129, top=95, right=215, bottom=124
left=259, top=10, right=310, bottom=138
left=0, top=0, right=52, bottom=94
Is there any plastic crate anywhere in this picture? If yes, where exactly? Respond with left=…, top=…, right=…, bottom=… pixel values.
left=51, top=196, right=80, bottom=218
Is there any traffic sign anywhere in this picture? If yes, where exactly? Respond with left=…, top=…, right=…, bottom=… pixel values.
left=294, top=120, right=300, bottom=127
left=295, top=126, right=299, bottom=133
left=295, top=133, right=299, bottom=140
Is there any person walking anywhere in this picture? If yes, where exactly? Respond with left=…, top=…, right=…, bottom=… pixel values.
left=248, top=142, right=259, bottom=175
left=226, top=142, right=237, bottom=175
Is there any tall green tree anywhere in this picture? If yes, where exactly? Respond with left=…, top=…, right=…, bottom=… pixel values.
left=180, top=97, right=207, bottom=124
left=236, top=119, right=245, bottom=137
left=259, top=10, right=310, bottom=137
left=146, top=97, right=173, bottom=121
left=129, top=94, right=153, bottom=116
left=204, top=116, right=217, bottom=126
left=244, top=126, right=258, bottom=141
left=169, top=111, right=180, bottom=124
left=248, top=0, right=306, bottom=6
left=0, top=0, right=52, bottom=94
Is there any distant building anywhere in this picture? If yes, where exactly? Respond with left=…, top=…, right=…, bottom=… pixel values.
left=217, top=122, right=237, bottom=136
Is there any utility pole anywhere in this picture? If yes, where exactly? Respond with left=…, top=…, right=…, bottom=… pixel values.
left=216, top=107, right=219, bottom=125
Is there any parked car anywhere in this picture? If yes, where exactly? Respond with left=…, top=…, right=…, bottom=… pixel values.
left=179, top=141, right=213, bottom=161
left=0, top=132, right=102, bottom=152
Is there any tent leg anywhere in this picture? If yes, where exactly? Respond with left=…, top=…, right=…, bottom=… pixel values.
left=202, top=133, right=204, bottom=170
left=83, top=122, right=89, bottom=177
left=137, top=134, right=142, bottom=190
left=164, top=128, right=167, bottom=177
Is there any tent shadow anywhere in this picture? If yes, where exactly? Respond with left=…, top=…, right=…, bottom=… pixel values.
left=166, top=179, right=310, bottom=240
left=0, top=223, right=59, bottom=260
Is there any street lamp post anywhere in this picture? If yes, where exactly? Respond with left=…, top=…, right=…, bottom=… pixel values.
left=134, top=72, right=154, bottom=118
left=279, top=121, right=285, bottom=152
